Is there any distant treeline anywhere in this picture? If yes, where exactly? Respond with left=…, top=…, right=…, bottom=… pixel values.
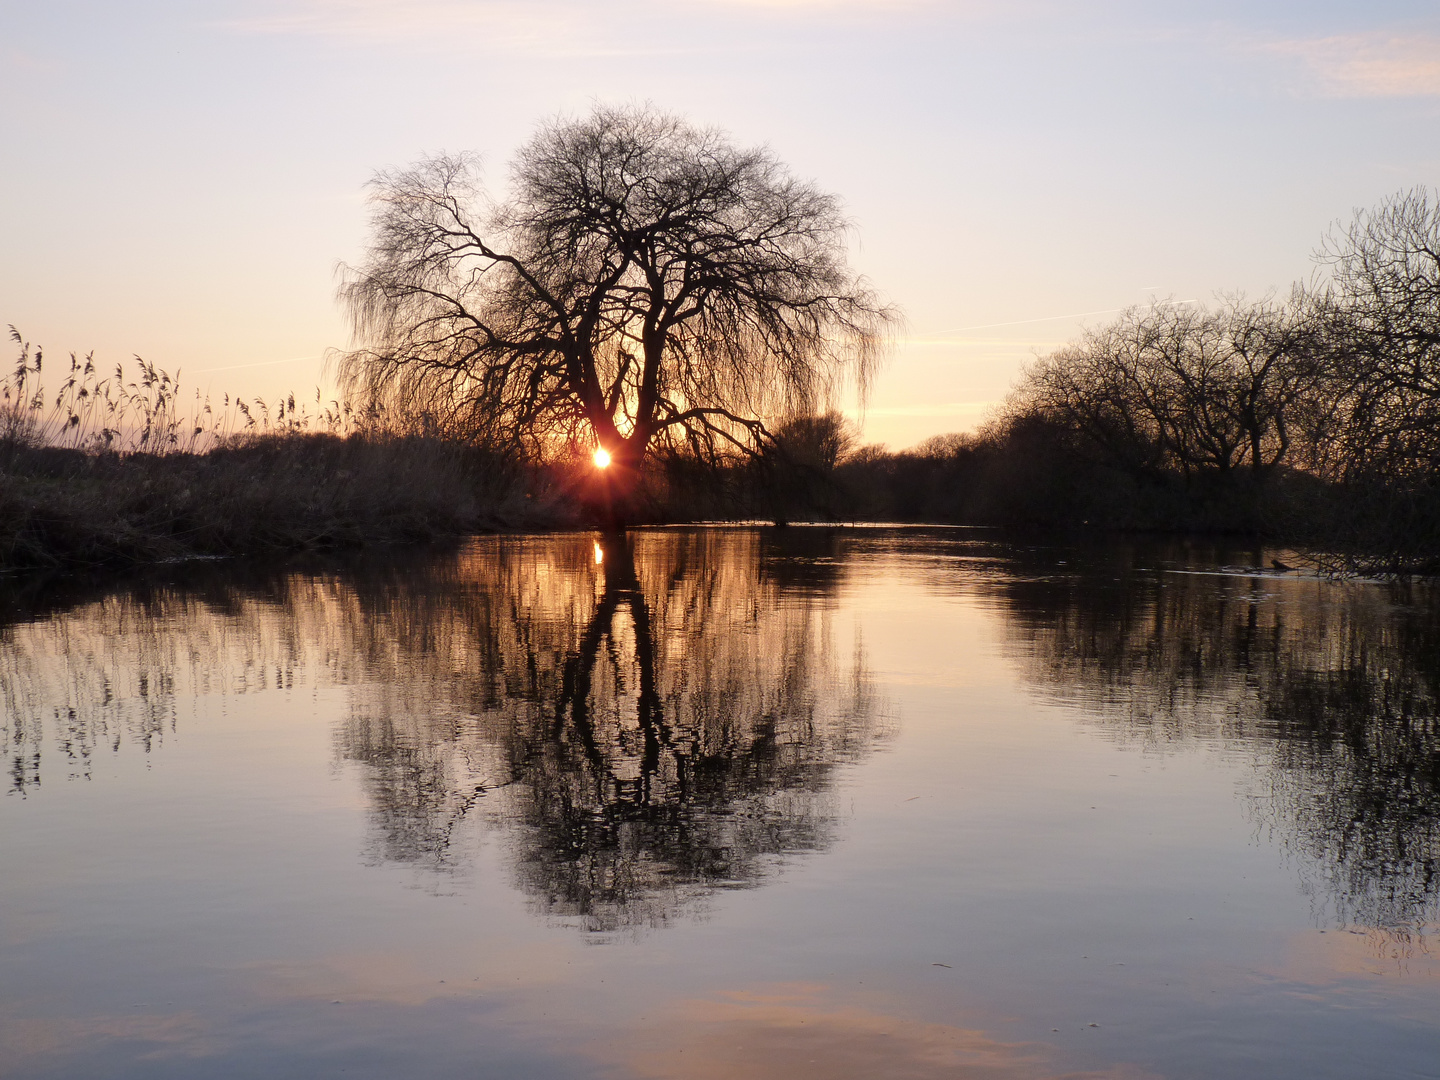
left=654, top=187, right=1439, bottom=573
left=3, top=187, right=1438, bottom=574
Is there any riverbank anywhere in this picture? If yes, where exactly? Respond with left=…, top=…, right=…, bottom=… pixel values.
left=0, top=433, right=574, bottom=573
left=5, top=429, right=1434, bottom=579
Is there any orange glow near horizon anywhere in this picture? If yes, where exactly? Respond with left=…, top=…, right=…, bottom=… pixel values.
left=593, top=447, right=611, bottom=469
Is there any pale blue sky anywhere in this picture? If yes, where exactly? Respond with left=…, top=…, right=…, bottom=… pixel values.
left=3, top=1, right=1438, bottom=447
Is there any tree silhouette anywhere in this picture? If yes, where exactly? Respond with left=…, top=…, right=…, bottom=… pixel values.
left=330, top=530, right=887, bottom=930
left=1012, top=298, right=1322, bottom=483
left=335, top=105, right=896, bottom=518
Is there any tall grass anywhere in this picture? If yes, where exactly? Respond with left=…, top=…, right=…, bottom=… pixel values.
left=0, top=330, right=571, bottom=573
left=0, top=326, right=385, bottom=453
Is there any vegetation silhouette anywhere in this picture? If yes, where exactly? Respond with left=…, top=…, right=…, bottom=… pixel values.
left=6, top=173, right=1439, bottom=573
left=892, top=186, right=1440, bottom=571
left=671, top=188, right=1440, bottom=573
left=0, top=327, right=573, bottom=571
left=336, top=104, right=896, bottom=522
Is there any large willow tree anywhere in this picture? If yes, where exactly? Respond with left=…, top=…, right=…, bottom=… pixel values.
left=336, top=105, right=895, bottom=501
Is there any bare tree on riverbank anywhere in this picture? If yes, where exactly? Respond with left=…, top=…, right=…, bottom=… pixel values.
left=1011, top=296, right=1325, bottom=482
left=335, top=104, right=896, bottom=517
left=1313, top=186, right=1440, bottom=481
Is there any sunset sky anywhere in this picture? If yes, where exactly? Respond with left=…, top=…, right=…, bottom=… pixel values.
left=4, top=0, right=1438, bottom=448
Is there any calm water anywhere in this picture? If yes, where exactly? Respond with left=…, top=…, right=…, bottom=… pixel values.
left=1, top=528, right=1437, bottom=1079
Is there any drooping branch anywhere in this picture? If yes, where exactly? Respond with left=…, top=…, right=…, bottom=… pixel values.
left=333, top=105, right=898, bottom=467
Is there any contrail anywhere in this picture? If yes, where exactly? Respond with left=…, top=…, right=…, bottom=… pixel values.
left=929, top=298, right=1196, bottom=336
left=186, top=355, right=321, bottom=374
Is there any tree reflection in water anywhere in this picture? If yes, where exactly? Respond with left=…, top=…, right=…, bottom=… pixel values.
left=0, top=529, right=884, bottom=933
left=988, top=545, right=1440, bottom=931
left=336, top=530, right=886, bottom=930
left=4, top=532, right=1438, bottom=937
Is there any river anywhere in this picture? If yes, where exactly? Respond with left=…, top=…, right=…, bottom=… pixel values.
left=1, top=527, right=1436, bottom=1078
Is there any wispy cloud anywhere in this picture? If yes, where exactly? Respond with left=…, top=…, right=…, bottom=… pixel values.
left=1256, top=31, right=1440, bottom=99
left=845, top=400, right=996, bottom=417
left=222, top=0, right=947, bottom=51
left=224, top=1, right=603, bottom=50
left=187, top=354, right=321, bottom=375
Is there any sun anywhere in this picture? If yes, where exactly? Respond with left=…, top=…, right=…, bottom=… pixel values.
left=593, top=447, right=611, bottom=469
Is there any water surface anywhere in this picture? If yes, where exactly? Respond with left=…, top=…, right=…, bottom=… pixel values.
left=2, top=528, right=1437, bottom=1078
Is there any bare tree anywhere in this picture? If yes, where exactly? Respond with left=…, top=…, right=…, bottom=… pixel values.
left=335, top=105, right=896, bottom=512
left=1012, top=298, right=1320, bottom=481
left=1289, top=187, right=1440, bottom=569
left=1012, top=306, right=1175, bottom=479
left=1313, top=186, right=1440, bottom=483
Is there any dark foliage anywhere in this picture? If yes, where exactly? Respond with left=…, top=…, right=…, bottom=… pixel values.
left=0, top=433, right=571, bottom=573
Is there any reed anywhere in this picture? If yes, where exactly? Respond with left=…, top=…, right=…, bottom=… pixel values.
left=0, top=330, right=573, bottom=573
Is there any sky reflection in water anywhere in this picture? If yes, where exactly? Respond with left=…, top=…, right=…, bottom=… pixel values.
left=1, top=528, right=1437, bottom=1079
